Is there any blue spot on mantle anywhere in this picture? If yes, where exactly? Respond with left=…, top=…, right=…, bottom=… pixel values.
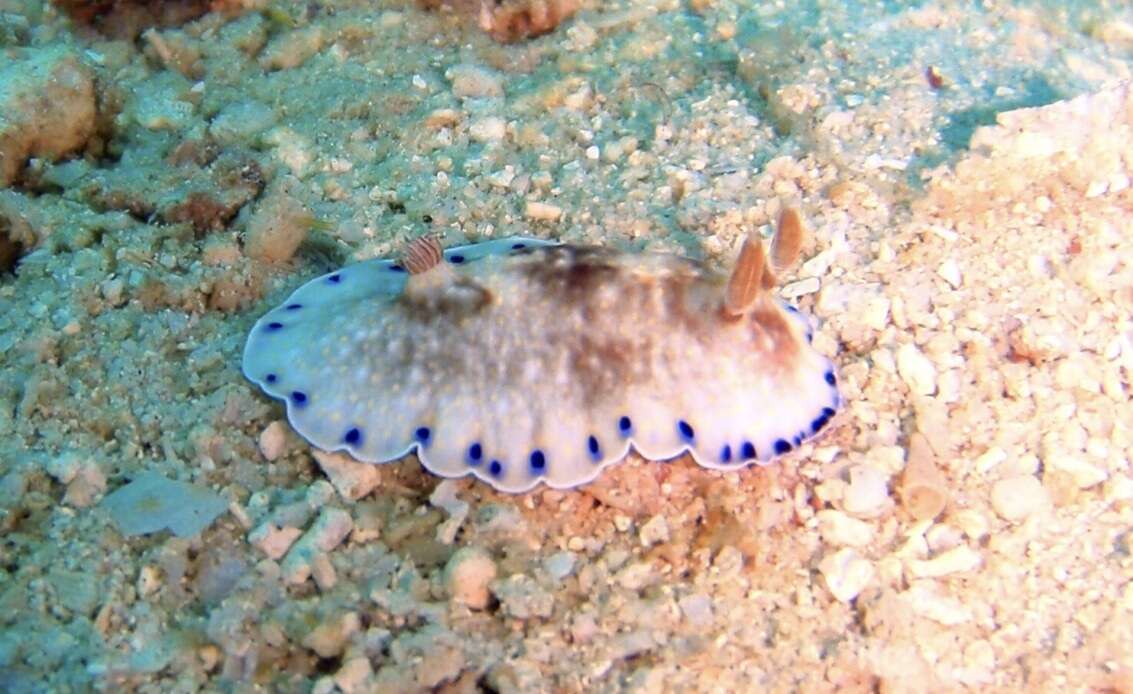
left=677, top=420, right=695, bottom=441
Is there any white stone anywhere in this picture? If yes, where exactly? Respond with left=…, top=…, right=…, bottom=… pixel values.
left=446, top=64, right=504, bottom=98
left=311, top=552, right=337, bottom=591
left=638, top=515, right=670, bottom=547
left=990, top=475, right=1050, bottom=522
left=334, top=657, right=373, bottom=694
left=444, top=547, right=497, bottom=610
left=280, top=508, right=354, bottom=584
left=906, top=545, right=982, bottom=578
left=430, top=480, right=470, bottom=545
left=1046, top=455, right=1108, bottom=489
left=137, top=565, right=161, bottom=598
left=819, top=548, right=874, bottom=602
left=937, top=259, right=962, bottom=288
left=310, top=508, right=353, bottom=551
left=1104, top=474, right=1133, bottom=502
left=302, top=483, right=333, bottom=510
left=904, top=581, right=972, bottom=624
left=525, top=200, right=562, bottom=221
left=896, top=343, right=937, bottom=396
left=616, top=561, right=654, bottom=591
left=817, top=509, right=875, bottom=547
left=678, top=593, right=714, bottom=628
left=469, top=117, right=506, bottom=142
left=248, top=522, right=302, bottom=560
left=259, top=421, right=288, bottom=461
left=302, top=612, right=360, bottom=658
left=841, top=465, right=892, bottom=519
left=862, top=296, right=891, bottom=331
left=975, top=447, right=1008, bottom=474
left=781, top=276, right=821, bottom=298
left=46, top=451, right=81, bottom=484
left=542, top=551, right=577, bottom=581
left=492, top=573, right=554, bottom=619
left=312, top=449, right=380, bottom=501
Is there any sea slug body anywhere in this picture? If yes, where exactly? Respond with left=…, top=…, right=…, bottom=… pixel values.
left=243, top=212, right=840, bottom=493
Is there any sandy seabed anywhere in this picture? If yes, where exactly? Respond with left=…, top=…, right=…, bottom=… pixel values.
left=1, top=0, right=1132, bottom=691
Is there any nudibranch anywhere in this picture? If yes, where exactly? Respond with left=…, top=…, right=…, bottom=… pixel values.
left=243, top=210, right=840, bottom=493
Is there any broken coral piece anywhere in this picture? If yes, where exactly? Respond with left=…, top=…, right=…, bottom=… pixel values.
left=899, top=433, right=949, bottom=521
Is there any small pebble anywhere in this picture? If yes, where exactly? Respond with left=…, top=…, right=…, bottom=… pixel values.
left=469, top=117, right=506, bottom=143
left=248, top=522, right=302, bottom=560
left=312, top=449, right=380, bottom=502
left=781, top=276, right=821, bottom=298
left=305, top=482, right=336, bottom=509
left=937, top=258, right=962, bottom=288
left=431, top=482, right=470, bottom=545
left=896, top=343, right=937, bottom=396
left=542, top=551, right=577, bottom=582
left=492, top=573, right=554, bottom=619
left=904, top=581, right=972, bottom=624
left=281, top=508, right=354, bottom=584
left=678, top=593, right=714, bottom=628
left=446, top=64, right=504, bottom=98
left=46, top=452, right=81, bottom=484
left=63, top=462, right=106, bottom=508
left=310, top=508, right=354, bottom=551
left=816, top=509, right=874, bottom=547
left=334, top=657, right=373, bottom=694
left=638, top=514, right=670, bottom=547
left=137, top=565, right=162, bottom=598
left=245, top=176, right=310, bottom=264
left=841, top=465, right=892, bottom=518
left=990, top=475, right=1050, bottom=521
left=258, top=421, right=288, bottom=461
left=310, top=552, right=337, bottom=590
left=862, top=296, right=891, bottom=331
left=1046, top=456, right=1108, bottom=489
left=571, top=612, right=599, bottom=643
left=525, top=200, right=563, bottom=221
left=819, top=548, right=874, bottom=602
left=444, top=547, right=497, bottom=610
left=906, top=545, right=982, bottom=578
left=616, top=561, right=655, bottom=591
left=302, top=612, right=360, bottom=658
